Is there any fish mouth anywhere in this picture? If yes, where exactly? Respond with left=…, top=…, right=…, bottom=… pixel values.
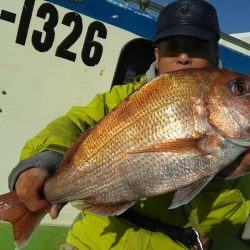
left=210, top=120, right=250, bottom=148
left=225, top=137, right=250, bottom=147
left=226, top=106, right=250, bottom=147
left=209, top=102, right=250, bottom=147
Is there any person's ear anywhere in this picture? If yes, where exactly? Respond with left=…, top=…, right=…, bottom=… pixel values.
left=218, top=58, right=223, bottom=68
left=154, top=47, right=159, bottom=70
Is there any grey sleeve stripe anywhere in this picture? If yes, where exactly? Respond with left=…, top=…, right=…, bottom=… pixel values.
left=8, top=151, right=63, bottom=191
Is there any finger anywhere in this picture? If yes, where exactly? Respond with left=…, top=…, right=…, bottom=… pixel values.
left=15, top=169, right=50, bottom=212
left=49, top=204, right=65, bottom=219
left=16, top=183, right=51, bottom=212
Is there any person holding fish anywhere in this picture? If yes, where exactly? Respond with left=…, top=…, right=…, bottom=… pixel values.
left=1, top=0, right=250, bottom=250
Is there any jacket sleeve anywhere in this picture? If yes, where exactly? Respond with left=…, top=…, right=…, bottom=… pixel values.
left=8, top=81, right=142, bottom=190
left=189, top=178, right=250, bottom=239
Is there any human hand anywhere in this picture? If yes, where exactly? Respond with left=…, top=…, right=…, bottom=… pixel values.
left=193, top=235, right=213, bottom=250
left=218, top=149, right=250, bottom=179
left=15, top=167, right=61, bottom=219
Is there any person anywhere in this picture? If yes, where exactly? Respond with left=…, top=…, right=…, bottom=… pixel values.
left=8, top=0, right=250, bottom=249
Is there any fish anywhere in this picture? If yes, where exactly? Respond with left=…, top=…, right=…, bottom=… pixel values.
left=1, top=68, right=250, bottom=248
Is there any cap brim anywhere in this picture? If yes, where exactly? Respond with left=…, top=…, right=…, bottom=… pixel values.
left=153, top=25, right=218, bottom=42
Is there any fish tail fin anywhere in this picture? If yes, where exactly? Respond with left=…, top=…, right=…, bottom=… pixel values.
left=0, top=191, right=45, bottom=249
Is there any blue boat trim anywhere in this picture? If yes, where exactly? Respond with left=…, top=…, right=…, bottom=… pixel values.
left=220, top=45, right=250, bottom=75
left=47, top=0, right=157, bottom=39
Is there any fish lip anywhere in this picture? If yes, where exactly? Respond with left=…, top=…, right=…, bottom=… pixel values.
left=224, top=137, right=250, bottom=147
left=210, top=122, right=250, bottom=147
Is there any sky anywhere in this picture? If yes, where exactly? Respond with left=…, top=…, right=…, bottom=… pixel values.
left=153, top=0, right=250, bottom=35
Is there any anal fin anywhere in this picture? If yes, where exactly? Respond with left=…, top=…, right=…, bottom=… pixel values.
left=70, top=200, right=136, bottom=216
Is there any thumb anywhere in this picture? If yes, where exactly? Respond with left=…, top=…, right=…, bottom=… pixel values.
left=49, top=204, right=65, bottom=219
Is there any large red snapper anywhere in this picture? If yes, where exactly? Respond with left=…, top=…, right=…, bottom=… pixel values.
left=1, top=68, right=250, bottom=248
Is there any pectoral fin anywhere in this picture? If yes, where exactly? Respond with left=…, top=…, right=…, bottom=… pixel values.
left=128, top=137, right=208, bottom=155
left=70, top=200, right=136, bottom=216
left=169, top=175, right=214, bottom=209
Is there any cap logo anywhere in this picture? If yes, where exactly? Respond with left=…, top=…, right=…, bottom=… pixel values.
left=178, top=4, right=191, bottom=15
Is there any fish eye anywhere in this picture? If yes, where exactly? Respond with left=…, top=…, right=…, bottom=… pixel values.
left=230, top=78, right=248, bottom=96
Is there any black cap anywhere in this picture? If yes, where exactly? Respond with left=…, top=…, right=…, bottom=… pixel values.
left=153, top=0, right=220, bottom=42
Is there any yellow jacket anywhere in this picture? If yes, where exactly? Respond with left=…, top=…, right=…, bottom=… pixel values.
left=15, top=76, right=250, bottom=249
